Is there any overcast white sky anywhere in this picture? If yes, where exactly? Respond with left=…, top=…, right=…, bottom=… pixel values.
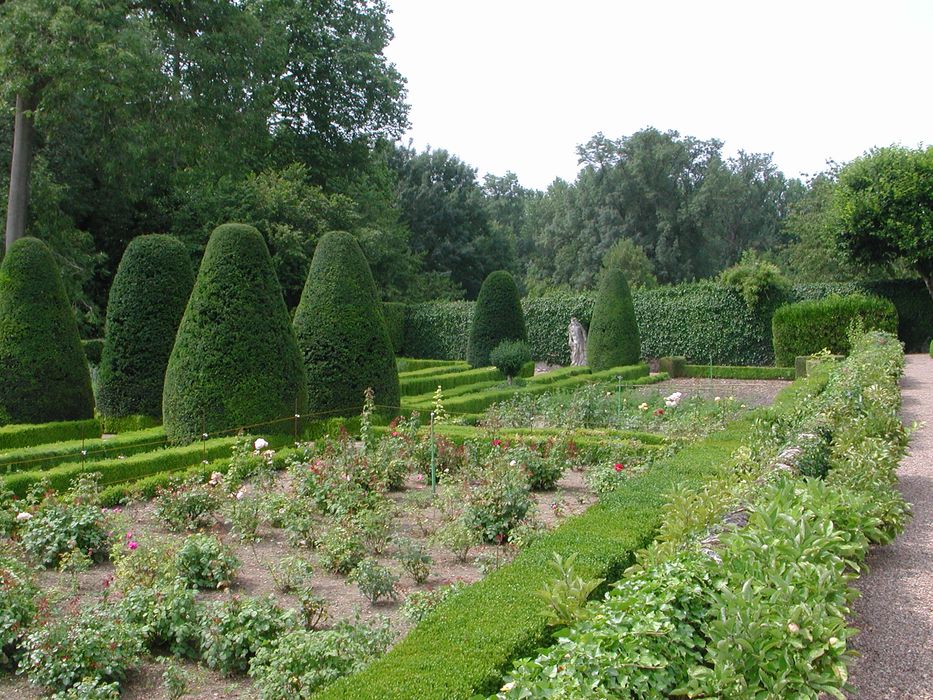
left=383, top=0, right=932, bottom=191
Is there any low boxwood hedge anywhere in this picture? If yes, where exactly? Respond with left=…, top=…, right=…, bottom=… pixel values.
left=0, top=427, right=166, bottom=474
left=681, top=365, right=795, bottom=380
left=398, top=363, right=470, bottom=380
left=3, top=438, right=238, bottom=498
left=400, top=367, right=505, bottom=398
left=0, top=419, right=102, bottom=451
left=396, top=358, right=463, bottom=372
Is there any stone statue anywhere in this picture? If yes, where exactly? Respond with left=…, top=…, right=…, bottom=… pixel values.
left=568, top=317, right=587, bottom=366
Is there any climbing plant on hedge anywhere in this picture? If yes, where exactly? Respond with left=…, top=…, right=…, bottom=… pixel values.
left=97, top=235, right=195, bottom=420
left=466, top=270, right=526, bottom=368
left=588, top=265, right=641, bottom=371
left=0, top=237, right=94, bottom=424
left=294, top=231, right=400, bottom=417
left=162, top=224, right=307, bottom=443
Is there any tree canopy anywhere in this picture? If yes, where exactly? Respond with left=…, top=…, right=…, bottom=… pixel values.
left=833, top=145, right=933, bottom=298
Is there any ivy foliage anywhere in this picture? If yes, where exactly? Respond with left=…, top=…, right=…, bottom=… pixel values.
left=587, top=265, right=640, bottom=371
left=162, top=224, right=307, bottom=442
left=466, top=271, right=526, bottom=368
left=294, top=231, right=399, bottom=416
left=97, top=235, right=194, bottom=420
left=0, top=237, right=94, bottom=424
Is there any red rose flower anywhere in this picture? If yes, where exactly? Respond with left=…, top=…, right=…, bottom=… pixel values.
left=614, top=463, right=624, bottom=472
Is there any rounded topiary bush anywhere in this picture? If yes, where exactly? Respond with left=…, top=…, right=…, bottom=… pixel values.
left=293, top=231, right=399, bottom=417
left=772, top=294, right=898, bottom=366
left=97, top=235, right=195, bottom=420
left=466, top=270, right=526, bottom=368
left=489, top=339, right=532, bottom=383
left=0, top=237, right=94, bottom=424
left=588, top=265, right=641, bottom=371
left=162, top=224, right=307, bottom=443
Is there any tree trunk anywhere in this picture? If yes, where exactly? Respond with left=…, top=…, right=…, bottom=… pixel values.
left=5, top=92, right=36, bottom=254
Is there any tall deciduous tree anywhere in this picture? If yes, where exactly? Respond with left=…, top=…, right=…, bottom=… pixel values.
left=833, top=145, right=933, bottom=299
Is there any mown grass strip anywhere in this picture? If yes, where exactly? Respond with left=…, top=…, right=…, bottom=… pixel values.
left=0, top=418, right=102, bottom=451
left=317, top=411, right=767, bottom=700
left=2, top=438, right=238, bottom=498
left=682, top=364, right=795, bottom=380
left=0, top=427, right=167, bottom=474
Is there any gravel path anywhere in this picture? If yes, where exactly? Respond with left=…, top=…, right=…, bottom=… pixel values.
left=847, top=354, right=933, bottom=699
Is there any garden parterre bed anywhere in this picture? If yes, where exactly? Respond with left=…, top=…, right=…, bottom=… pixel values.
left=0, top=380, right=772, bottom=700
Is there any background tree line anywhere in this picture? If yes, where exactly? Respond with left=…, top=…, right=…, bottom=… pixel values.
left=2, top=1, right=928, bottom=337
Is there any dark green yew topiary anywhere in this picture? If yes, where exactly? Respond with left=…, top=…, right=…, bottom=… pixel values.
left=97, top=235, right=195, bottom=420
left=293, top=231, right=399, bottom=417
left=466, top=271, right=526, bottom=368
left=588, top=266, right=641, bottom=371
left=162, top=224, right=307, bottom=443
left=0, top=237, right=94, bottom=424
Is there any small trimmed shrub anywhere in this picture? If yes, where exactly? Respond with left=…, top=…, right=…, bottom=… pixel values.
left=658, top=356, right=686, bottom=377
left=489, top=340, right=532, bottom=384
left=294, top=231, right=400, bottom=417
left=772, top=294, right=897, bottom=366
left=588, top=265, right=640, bottom=371
left=162, top=223, right=307, bottom=443
left=467, top=271, right=526, bottom=368
left=97, top=235, right=194, bottom=420
left=348, top=558, right=399, bottom=603
left=0, top=237, right=94, bottom=424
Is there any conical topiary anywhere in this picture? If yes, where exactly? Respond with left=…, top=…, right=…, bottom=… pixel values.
left=587, top=265, right=641, bottom=371
left=466, top=270, right=526, bottom=368
left=162, top=224, right=307, bottom=443
left=293, top=231, right=399, bottom=417
left=0, top=237, right=95, bottom=423
left=97, top=235, right=195, bottom=420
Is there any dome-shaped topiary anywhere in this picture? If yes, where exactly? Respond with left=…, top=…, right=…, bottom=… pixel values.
left=97, top=235, right=195, bottom=420
left=466, top=270, right=526, bottom=368
left=162, top=224, right=307, bottom=443
left=0, top=237, right=95, bottom=423
left=588, top=265, right=641, bottom=371
left=293, top=231, right=399, bottom=417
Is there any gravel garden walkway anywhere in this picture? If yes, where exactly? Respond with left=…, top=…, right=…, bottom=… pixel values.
left=847, top=354, right=933, bottom=699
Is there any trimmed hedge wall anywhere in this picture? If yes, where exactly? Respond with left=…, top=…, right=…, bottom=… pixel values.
left=0, top=237, right=95, bottom=424
left=97, top=235, right=194, bottom=420
left=0, top=419, right=102, bottom=451
left=400, top=367, right=504, bottom=397
left=162, top=224, right=308, bottom=443
left=382, top=302, right=407, bottom=355
left=772, top=294, right=898, bottom=366
left=395, top=279, right=932, bottom=365
left=294, top=231, right=400, bottom=416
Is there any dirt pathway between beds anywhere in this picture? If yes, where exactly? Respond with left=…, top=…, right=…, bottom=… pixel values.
left=847, top=354, right=933, bottom=699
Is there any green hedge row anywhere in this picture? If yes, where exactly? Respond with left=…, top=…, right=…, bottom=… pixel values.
left=396, top=358, right=464, bottom=372
left=3, top=437, right=238, bottom=498
left=0, top=419, right=103, bottom=451
left=681, top=365, right=796, bottom=380
left=400, top=367, right=505, bottom=398
left=416, top=364, right=649, bottom=415
left=317, top=386, right=812, bottom=699
left=0, top=427, right=166, bottom=474
left=98, top=456, right=229, bottom=507
left=772, top=294, right=898, bottom=366
left=398, top=363, right=470, bottom=380
left=394, top=279, right=931, bottom=365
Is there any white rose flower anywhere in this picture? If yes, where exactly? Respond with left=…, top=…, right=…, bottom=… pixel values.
left=254, top=438, right=269, bottom=451
left=509, top=459, right=517, bottom=467
left=15, top=512, right=32, bottom=522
